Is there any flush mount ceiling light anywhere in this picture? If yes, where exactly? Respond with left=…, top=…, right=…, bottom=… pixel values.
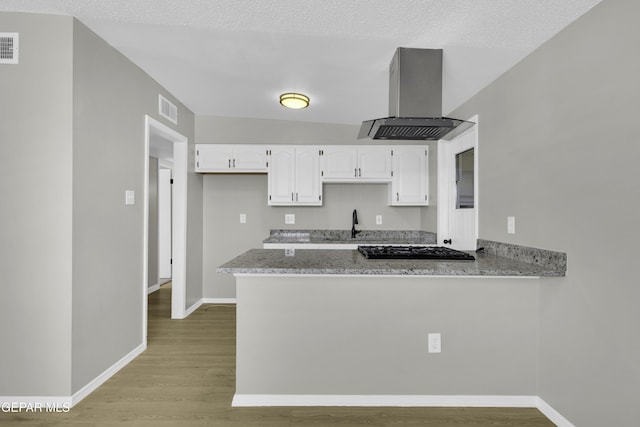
left=279, top=92, right=310, bottom=109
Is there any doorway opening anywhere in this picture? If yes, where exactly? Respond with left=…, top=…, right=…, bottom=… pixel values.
left=437, top=115, right=479, bottom=250
left=143, top=116, right=188, bottom=341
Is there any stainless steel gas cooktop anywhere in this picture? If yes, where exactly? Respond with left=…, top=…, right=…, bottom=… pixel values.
left=357, top=245, right=475, bottom=261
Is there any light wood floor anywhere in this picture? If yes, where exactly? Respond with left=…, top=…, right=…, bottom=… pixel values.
left=1, top=283, right=555, bottom=426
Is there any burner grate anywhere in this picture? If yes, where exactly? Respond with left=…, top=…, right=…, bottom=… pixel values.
left=358, top=245, right=475, bottom=261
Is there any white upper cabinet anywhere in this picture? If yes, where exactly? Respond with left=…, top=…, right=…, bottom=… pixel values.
left=268, top=146, right=322, bottom=206
left=390, top=146, right=429, bottom=206
left=357, top=146, right=393, bottom=179
left=321, top=146, right=392, bottom=181
left=195, top=144, right=267, bottom=172
left=321, top=147, right=357, bottom=180
left=195, top=143, right=428, bottom=207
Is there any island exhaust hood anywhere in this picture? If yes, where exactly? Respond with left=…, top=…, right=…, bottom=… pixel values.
left=358, top=48, right=474, bottom=141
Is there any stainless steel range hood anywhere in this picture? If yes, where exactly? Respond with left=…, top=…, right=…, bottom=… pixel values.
left=358, top=48, right=474, bottom=141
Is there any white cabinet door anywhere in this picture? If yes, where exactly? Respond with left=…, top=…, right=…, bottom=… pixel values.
left=321, top=146, right=392, bottom=181
left=321, top=147, right=357, bottom=180
left=234, top=146, right=268, bottom=171
left=268, top=146, right=295, bottom=205
left=195, top=144, right=267, bottom=172
left=268, top=146, right=321, bottom=206
left=196, top=145, right=233, bottom=171
left=390, top=146, right=429, bottom=206
left=358, top=146, right=392, bottom=179
left=295, top=147, right=322, bottom=205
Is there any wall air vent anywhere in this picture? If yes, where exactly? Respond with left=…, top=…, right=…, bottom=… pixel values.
left=0, top=33, right=19, bottom=64
left=159, top=94, right=178, bottom=124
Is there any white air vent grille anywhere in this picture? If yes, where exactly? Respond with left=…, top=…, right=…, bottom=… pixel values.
left=159, top=94, right=178, bottom=124
left=0, top=33, right=19, bottom=64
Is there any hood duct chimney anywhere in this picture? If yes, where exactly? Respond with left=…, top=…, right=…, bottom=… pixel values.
left=358, top=48, right=474, bottom=141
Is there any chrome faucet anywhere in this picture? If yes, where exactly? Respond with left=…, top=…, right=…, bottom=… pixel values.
left=351, top=209, right=361, bottom=238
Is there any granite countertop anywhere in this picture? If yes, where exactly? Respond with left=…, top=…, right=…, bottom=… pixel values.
left=263, top=229, right=437, bottom=245
left=217, top=248, right=565, bottom=277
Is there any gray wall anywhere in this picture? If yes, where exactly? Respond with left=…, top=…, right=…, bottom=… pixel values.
left=197, top=116, right=436, bottom=299
left=71, top=19, right=199, bottom=393
left=450, top=0, right=639, bottom=424
left=236, top=275, right=538, bottom=396
left=0, top=12, right=74, bottom=396
left=0, top=11, right=200, bottom=399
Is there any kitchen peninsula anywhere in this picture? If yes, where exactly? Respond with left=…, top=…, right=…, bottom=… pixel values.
left=218, top=238, right=565, bottom=407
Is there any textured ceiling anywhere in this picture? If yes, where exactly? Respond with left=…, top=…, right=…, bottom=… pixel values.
left=0, top=0, right=602, bottom=125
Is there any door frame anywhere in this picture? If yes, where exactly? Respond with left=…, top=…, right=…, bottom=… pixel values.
left=437, top=114, right=479, bottom=249
left=143, top=115, right=188, bottom=341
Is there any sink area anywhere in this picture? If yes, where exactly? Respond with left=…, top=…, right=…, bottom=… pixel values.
left=263, top=229, right=437, bottom=248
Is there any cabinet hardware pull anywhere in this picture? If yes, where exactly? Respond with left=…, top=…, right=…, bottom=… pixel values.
left=444, top=239, right=452, bottom=244
left=396, top=192, right=399, bottom=201
left=296, top=193, right=299, bottom=202
left=355, top=168, right=357, bottom=177
left=292, top=192, right=294, bottom=201
left=228, top=159, right=231, bottom=168
left=358, top=168, right=361, bottom=177
left=233, top=159, right=236, bottom=168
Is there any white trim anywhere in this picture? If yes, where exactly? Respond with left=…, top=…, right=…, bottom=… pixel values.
left=147, top=283, right=160, bottom=294
left=232, top=273, right=539, bottom=280
left=71, top=343, right=146, bottom=407
left=203, top=298, right=237, bottom=304
left=232, top=394, right=539, bottom=408
left=537, top=397, right=575, bottom=427
left=143, top=116, right=188, bottom=324
left=170, top=137, right=188, bottom=319
left=184, top=299, right=203, bottom=317
left=143, top=118, right=151, bottom=345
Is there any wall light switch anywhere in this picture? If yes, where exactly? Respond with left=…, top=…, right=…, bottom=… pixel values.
left=239, top=213, right=247, bottom=224
left=376, top=215, right=383, bottom=225
left=125, top=190, right=135, bottom=205
left=428, top=333, right=441, bottom=354
left=507, top=216, right=516, bottom=234
left=285, top=214, right=295, bottom=224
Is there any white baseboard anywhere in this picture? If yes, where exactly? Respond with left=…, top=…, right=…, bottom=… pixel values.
left=202, top=298, right=237, bottom=304
left=537, top=397, right=575, bottom=427
left=71, top=342, right=146, bottom=407
left=232, top=394, right=539, bottom=408
left=184, top=299, right=203, bottom=317
left=147, top=283, right=160, bottom=294
left=1, top=343, right=147, bottom=409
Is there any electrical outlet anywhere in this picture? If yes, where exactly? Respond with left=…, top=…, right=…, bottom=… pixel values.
left=239, top=213, right=246, bottom=224
left=507, top=216, right=515, bottom=234
left=376, top=215, right=383, bottom=225
left=285, top=248, right=295, bottom=257
left=285, top=214, right=295, bottom=225
left=428, top=333, right=441, bottom=354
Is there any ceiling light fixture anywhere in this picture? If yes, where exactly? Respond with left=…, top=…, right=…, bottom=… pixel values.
left=279, top=92, right=309, bottom=109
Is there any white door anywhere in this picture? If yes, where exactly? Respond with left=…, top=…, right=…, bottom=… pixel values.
left=438, top=116, right=478, bottom=250
left=158, top=168, right=172, bottom=280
